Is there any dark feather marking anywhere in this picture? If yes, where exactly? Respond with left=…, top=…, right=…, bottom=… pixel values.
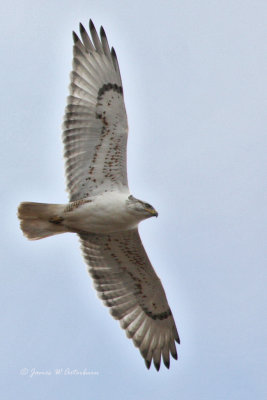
left=142, top=307, right=172, bottom=321
left=97, top=83, right=123, bottom=100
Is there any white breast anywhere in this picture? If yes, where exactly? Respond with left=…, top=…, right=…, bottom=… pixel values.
left=64, top=191, right=138, bottom=233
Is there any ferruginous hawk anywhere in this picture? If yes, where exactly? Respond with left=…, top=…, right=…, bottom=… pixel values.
left=18, top=20, right=180, bottom=370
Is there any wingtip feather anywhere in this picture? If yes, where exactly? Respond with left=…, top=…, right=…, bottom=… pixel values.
left=154, top=361, right=161, bottom=371
left=79, top=22, right=86, bottom=33
left=163, top=359, right=170, bottom=369
left=100, top=26, right=105, bottom=37
left=89, top=19, right=96, bottom=33
left=72, top=31, right=79, bottom=43
left=172, top=350, right=178, bottom=360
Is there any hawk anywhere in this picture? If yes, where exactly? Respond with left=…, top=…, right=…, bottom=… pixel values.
left=18, top=20, right=180, bottom=370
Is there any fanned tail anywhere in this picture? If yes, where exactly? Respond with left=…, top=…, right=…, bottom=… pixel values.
left=18, top=202, right=67, bottom=240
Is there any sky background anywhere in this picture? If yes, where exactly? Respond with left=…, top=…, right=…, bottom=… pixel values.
left=1, top=0, right=266, bottom=399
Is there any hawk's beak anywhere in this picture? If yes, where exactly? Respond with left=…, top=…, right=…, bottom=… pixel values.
left=150, top=209, right=158, bottom=217
left=145, top=207, right=158, bottom=217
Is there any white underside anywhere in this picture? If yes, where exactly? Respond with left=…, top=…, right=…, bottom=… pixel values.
left=64, top=191, right=140, bottom=233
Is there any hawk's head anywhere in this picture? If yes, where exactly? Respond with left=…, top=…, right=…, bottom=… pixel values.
left=127, top=195, right=158, bottom=219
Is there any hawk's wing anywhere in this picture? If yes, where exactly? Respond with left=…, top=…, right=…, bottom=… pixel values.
left=63, top=20, right=128, bottom=202
left=79, top=229, right=180, bottom=370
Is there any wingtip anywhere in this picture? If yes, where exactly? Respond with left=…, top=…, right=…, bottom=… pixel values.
left=145, top=359, right=151, bottom=369
left=100, top=25, right=106, bottom=37
left=163, top=359, right=170, bottom=369
left=154, top=361, right=161, bottom=371
left=89, top=19, right=96, bottom=32
left=175, top=334, right=180, bottom=344
left=72, top=31, right=79, bottom=43
left=79, top=22, right=86, bottom=34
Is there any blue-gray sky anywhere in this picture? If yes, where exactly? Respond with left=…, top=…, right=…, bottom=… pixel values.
left=1, top=1, right=266, bottom=399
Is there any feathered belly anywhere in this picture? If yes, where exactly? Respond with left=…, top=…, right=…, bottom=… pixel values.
left=63, top=194, right=137, bottom=233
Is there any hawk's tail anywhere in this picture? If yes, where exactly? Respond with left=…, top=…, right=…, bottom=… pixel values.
left=18, top=202, right=67, bottom=240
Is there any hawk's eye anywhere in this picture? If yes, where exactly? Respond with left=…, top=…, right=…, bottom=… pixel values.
left=144, top=203, right=152, bottom=209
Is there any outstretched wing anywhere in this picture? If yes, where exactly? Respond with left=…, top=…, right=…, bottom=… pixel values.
left=79, top=229, right=180, bottom=370
left=63, top=20, right=129, bottom=202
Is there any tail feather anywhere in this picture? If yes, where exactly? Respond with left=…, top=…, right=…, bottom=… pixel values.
left=18, top=202, right=67, bottom=240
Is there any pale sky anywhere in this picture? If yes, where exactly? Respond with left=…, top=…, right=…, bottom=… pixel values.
left=1, top=1, right=266, bottom=399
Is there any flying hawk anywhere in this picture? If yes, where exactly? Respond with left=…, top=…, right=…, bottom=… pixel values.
left=18, top=20, right=180, bottom=370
